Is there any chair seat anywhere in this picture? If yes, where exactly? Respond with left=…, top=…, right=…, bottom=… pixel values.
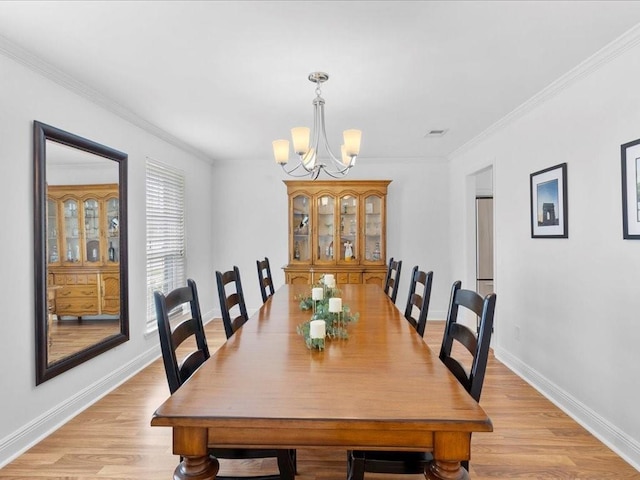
left=349, top=450, right=433, bottom=475
left=209, top=451, right=282, bottom=480
left=210, top=448, right=282, bottom=460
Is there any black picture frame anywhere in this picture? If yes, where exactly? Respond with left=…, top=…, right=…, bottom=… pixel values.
left=621, top=138, right=640, bottom=240
left=530, top=163, right=568, bottom=238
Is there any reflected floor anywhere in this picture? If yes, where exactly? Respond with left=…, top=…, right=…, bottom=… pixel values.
left=48, top=318, right=120, bottom=364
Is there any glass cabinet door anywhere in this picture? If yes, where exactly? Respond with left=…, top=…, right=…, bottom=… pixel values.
left=63, top=198, right=81, bottom=263
left=339, top=195, right=358, bottom=262
left=84, top=198, right=101, bottom=264
left=106, top=196, right=119, bottom=263
left=316, top=194, right=336, bottom=263
left=292, top=194, right=311, bottom=262
left=47, top=198, right=60, bottom=264
left=364, top=194, right=384, bottom=264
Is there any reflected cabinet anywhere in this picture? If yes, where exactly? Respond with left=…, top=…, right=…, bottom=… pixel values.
left=284, top=180, right=391, bottom=287
left=47, top=184, right=120, bottom=317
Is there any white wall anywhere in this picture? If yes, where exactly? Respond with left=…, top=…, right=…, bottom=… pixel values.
left=211, top=157, right=453, bottom=319
left=0, top=53, right=215, bottom=465
left=449, top=33, right=640, bottom=468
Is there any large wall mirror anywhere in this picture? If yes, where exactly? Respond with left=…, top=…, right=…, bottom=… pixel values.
left=34, top=121, right=129, bottom=385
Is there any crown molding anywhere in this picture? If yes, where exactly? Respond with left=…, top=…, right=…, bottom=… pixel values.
left=0, top=34, right=214, bottom=164
left=450, top=23, right=640, bottom=159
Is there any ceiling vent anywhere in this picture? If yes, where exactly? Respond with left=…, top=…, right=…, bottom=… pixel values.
left=424, top=129, right=448, bottom=138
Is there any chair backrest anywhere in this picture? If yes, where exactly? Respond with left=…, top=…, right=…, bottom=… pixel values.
left=216, top=266, right=249, bottom=339
left=384, top=257, right=403, bottom=303
left=403, top=266, right=433, bottom=337
left=154, top=278, right=210, bottom=394
left=439, top=281, right=497, bottom=402
left=256, top=257, right=275, bottom=303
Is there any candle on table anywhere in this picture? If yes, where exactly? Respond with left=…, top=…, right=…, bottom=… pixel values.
left=312, top=287, right=324, bottom=301
left=329, top=297, right=342, bottom=313
left=309, top=319, right=326, bottom=339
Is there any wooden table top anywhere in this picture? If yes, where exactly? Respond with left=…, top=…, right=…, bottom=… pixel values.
left=151, top=284, right=492, bottom=450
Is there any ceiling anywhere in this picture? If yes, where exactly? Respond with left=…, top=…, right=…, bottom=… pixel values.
left=2, top=1, right=640, bottom=164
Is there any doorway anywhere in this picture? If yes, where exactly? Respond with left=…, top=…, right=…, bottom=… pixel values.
left=472, top=167, right=494, bottom=332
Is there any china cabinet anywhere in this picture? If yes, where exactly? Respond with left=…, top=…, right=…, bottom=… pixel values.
left=46, top=184, right=120, bottom=317
left=284, top=180, right=391, bottom=287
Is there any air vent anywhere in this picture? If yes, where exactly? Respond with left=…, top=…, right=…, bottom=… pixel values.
left=424, top=129, right=448, bottom=138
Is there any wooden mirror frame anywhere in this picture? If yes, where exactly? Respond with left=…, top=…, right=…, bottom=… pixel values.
left=34, top=121, right=129, bottom=385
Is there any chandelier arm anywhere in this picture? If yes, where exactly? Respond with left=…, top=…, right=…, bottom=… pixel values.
left=319, top=165, right=352, bottom=179
left=318, top=103, right=343, bottom=165
left=309, top=100, right=321, bottom=162
left=280, top=162, right=316, bottom=177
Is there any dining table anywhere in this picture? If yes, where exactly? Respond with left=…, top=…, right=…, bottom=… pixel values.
left=151, top=283, right=493, bottom=480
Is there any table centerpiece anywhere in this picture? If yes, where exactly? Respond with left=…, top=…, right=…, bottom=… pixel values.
left=296, top=274, right=359, bottom=350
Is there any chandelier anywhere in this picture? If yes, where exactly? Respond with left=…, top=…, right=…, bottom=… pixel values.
left=272, top=72, right=362, bottom=180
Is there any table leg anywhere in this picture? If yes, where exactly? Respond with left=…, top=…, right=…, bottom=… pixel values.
left=174, top=456, right=219, bottom=480
left=425, top=460, right=469, bottom=480
left=424, top=431, right=471, bottom=480
left=172, top=427, right=219, bottom=480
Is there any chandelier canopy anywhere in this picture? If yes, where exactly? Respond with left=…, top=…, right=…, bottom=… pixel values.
left=273, top=72, right=362, bottom=180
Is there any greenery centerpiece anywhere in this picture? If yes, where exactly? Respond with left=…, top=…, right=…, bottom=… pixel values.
left=296, top=274, right=359, bottom=350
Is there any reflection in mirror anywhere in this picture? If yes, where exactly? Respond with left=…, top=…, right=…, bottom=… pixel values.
left=34, top=121, right=129, bottom=385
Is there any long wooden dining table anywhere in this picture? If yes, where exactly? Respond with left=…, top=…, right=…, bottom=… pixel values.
left=151, top=284, right=492, bottom=480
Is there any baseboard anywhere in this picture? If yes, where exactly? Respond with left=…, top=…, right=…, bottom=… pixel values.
left=0, top=344, right=160, bottom=468
left=494, top=346, right=640, bottom=471
left=428, top=310, right=447, bottom=321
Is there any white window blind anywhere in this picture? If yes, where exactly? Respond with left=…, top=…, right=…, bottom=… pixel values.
left=146, top=158, right=186, bottom=331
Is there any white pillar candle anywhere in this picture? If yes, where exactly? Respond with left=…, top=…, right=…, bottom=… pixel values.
left=329, top=297, right=342, bottom=313
left=324, top=274, right=336, bottom=288
left=309, top=319, right=326, bottom=339
left=312, top=287, right=324, bottom=301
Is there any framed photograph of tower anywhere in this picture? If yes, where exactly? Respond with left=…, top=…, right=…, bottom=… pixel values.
left=530, top=163, right=568, bottom=238
left=621, top=138, right=640, bottom=239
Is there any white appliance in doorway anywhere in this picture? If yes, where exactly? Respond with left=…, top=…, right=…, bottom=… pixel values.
left=476, top=196, right=494, bottom=300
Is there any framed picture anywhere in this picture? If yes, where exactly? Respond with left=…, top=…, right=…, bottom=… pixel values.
left=621, top=138, right=640, bottom=239
left=530, top=163, right=568, bottom=238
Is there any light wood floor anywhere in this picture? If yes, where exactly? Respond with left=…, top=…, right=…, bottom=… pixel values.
left=2, top=321, right=638, bottom=479
left=49, top=319, right=120, bottom=363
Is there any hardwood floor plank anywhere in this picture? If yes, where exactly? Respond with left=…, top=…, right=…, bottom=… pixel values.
left=1, top=320, right=637, bottom=479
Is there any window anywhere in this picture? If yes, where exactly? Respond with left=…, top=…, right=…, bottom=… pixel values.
left=146, top=158, right=186, bottom=332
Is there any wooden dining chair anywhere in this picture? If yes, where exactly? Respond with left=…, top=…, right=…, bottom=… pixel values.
left=216, top=266, right=250, bottom=339
left=256, top=257, right=275, bottom=303
left=383, top=257, right=402, bottom=303
left=403, top=266, right=433, bottom=337
left=347, top=280, right=497, bottom=480
left=154, top=279, right=295, bottom=480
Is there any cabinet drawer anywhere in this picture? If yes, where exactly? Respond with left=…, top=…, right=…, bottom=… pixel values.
left=286, top=272, right=310, bottom=285
left=337, top=272, right=363, bottom=285
left=55, top=299, right=100, bottom=316
left=57, top=286, right=98, bottom=299
left=101, top=299, right=120, bottom=315
left=363, top=273, right=386, bottom=288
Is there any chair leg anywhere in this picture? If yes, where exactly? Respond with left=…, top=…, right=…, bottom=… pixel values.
left=346, top=451, right=365, bottom=480
left=277, top=450, right=296, bottom=480
left=290, top=449, right=297, bottom=474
